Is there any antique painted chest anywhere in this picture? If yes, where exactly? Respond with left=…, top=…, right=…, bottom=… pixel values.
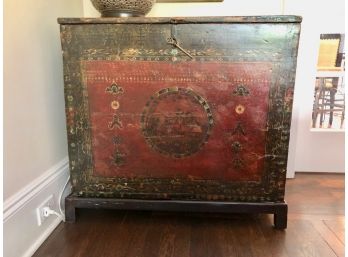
left=58, top=16, right=301, bottom=229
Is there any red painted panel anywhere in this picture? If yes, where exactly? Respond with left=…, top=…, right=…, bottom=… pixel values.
left=84, top=61, right=272, bottom=181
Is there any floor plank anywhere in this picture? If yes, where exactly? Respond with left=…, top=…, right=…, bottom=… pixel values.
left=311, top=219, right=345, bottom=257
left=33, top=173, right=345, bottom=257
left=324, top=219, right=345, bottom=244
left=284, top=219, right=337, bottom=257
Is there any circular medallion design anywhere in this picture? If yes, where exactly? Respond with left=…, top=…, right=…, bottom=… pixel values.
left=141, top=87, right=214, bottom=158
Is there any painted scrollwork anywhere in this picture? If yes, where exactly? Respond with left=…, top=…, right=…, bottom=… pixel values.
left=233, top=84, right=250, bottom=96
left=105, top=83, right=124, bottom=95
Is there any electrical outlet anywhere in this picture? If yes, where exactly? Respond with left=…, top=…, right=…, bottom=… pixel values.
left=36, top=195, right=54, bottom=226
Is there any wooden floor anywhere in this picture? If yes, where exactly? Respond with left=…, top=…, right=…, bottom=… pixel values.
left=34, top=173, right=344, bottom=257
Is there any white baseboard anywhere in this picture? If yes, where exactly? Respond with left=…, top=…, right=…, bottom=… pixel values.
left=3, top=157, right=70, bottom=257
left=295, top=170, right=345, bottom=174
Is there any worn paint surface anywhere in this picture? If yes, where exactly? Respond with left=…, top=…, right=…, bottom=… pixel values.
left=59, top=17, right=301, bottom=201
left=85, top=61, right=271, bottom=181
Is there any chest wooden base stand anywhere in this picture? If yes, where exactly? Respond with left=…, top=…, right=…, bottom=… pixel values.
left=59, top=16, right=300, bottom=231
left=65, top=194, right=287, bottom=229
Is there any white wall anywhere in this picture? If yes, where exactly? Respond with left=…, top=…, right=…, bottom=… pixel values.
left=4, top=0, right=83, bottom=256
left=284, top=0, right=345, bottom=174
left=3, top=0, right=82, bottom=199
left=4, top=0, right=82, bottom=201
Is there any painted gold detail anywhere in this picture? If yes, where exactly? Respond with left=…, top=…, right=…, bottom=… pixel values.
left=233, top=84, right=250, bottom=96
left=111, top=100, right=120, bottom=110
left=108, top=114, right=123, bottom=130
left=231, top=141, right=242, bottom=153
left=232, top=122, right=246, bottom=136
left=105, top=83, right=124, bottom=95
left=233, top=158, right=244, bottom=169
left=235, top=104, right=245, bottom=114
left=112, top=136, right=123, bottom=144
left=112, top=138, right=126, bottom=166
left=113, top=149, right=126, bottom=166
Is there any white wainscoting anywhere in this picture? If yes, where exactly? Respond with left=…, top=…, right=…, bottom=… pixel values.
left=3, top=157, right=70, bottom=257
